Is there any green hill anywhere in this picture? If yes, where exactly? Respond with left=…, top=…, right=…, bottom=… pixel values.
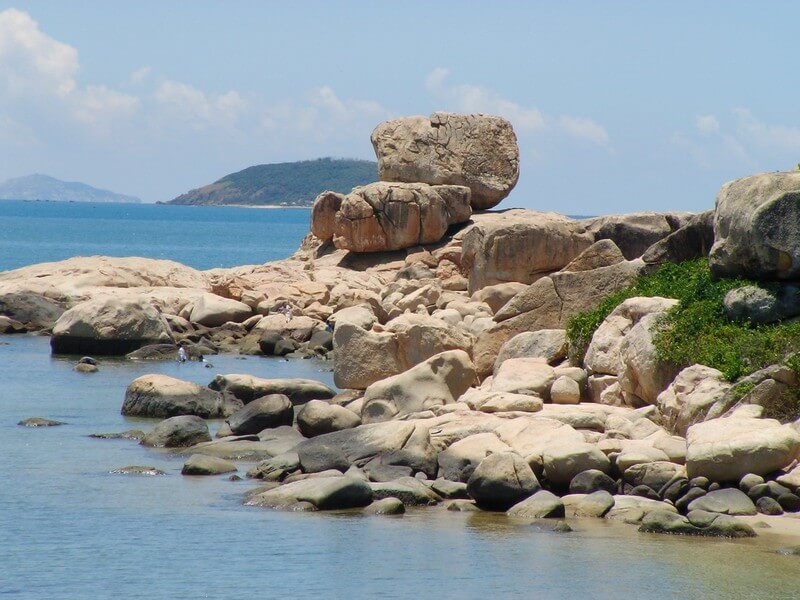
left=167, top=158, right=377, bottom=206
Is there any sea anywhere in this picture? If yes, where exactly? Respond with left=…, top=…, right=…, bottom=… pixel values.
left=0, top=201, right=798, bottom=599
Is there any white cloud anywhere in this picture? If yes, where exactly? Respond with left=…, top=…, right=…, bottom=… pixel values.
left=695, top=114, right=720, bottom=135
left=0, top=8, right=139, bottom=132
left=154, top=80, right=246, bottom=129
left=129, top=66, right=151, bottom=85
left=559, top=116, right=609, bottom=145
left=733, top=108, right=800, bottom=151
left=425, top=68, right=608, bottom=144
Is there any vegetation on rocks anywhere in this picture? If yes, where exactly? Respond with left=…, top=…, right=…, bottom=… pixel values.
left=568, top=259, right=800, bottom=381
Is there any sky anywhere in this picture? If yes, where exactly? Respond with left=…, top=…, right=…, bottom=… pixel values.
left=2, top=2, right=800, bottom=213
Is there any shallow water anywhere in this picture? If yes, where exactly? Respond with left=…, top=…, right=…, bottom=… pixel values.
left=1, top=335, right=799, bottom=599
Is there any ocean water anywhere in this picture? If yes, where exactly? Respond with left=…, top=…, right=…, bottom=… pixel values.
left=0, top=200, right=311, bottom=271
left=1, top=202, right=799, bottom=598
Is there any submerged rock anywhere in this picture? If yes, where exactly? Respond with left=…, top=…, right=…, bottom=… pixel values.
left=110, top=466, right=166, bottom=476
left=18, top=417, right=65, bottom=427
left=181, top=454, right=238, bottom=476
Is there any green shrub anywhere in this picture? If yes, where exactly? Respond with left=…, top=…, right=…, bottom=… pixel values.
left=567, top=259, right=800, bottom=381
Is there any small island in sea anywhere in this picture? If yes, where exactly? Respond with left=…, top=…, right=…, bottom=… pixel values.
left=0, top=174, right=141, bottom=204
left=165, top=157, right=377, bottom=207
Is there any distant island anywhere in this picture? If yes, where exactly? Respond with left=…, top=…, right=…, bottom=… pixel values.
left=166, top=157, right=377, bottom=207
left=0, top=174, right=141, bottom=204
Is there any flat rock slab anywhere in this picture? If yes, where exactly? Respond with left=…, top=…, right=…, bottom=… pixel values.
left=18, top=417, right=65, bottom=427
left=245, top=476, right=373, bottom=511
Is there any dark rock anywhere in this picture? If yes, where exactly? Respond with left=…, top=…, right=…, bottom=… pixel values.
left=661, top=478, right=690, bottom=504
left=569, top=469, right=617, bottom=495
left=110, top=465, right=166, bottom=476
left=226, top=394, right=294, bottom=435
left=247, top=451, right=301, bottom=481
left=364, top=497, right=405, bottom=515
left=140, top=415, right=211, bottom=448
left=778, top=492, right=800, bottom=512
left=274, top=339, right=298, bottom=356
left=431, top=479, right=469, bottom=499
left=689, top=476, right=710, bottom=490
left=18, top=417, right=65, bottom=427
left=467, top=452, right=541, bottom=512
left=369, top=477, right=441, bottom=506
left=739, top=473, right=765, bottom=494
left=122, top=374, right=228, bottom=419
left=756, top=496, right=784, bottom=515
left=675, top=487, right=706, bottom=514
left=208, top=374, right=335, bottom=405
left=0, top=291, right=64, bottom=330
left=687, top=488, right=757, bottom=516
left=89, top=429, right=144, bottom=441
left=507, top=490, right=565, bottom=519
left=642, top=210, right=714, bottom=269
left=258, top=332, right=282, bottom=355
left=181, top=454, right=237, bottom=476
left=363, top=460, right=414, bottom=483
left=308, top=330, right=333, bottom=352
left=78, top=356, right=98, bottom=365
left=245, top=476, right=373, bottom=510
left=125, top=344, right=178, bottom=360
left=629, top=485, right=660, bottom=501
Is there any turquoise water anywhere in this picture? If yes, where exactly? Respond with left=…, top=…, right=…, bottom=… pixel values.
left=0, top=200, right=311, bottom=271
left=2, top=202, right=799, bottom=598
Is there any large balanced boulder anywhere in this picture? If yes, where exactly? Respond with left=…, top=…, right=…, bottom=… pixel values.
left=371, top=112, right=520, bottom=210
left=245, top=476, right=373, bottom=510
left=686, top=416, right=800, bottom=481
left=360, top=350, right=476, bottom=424
left=141, top=415, right=211, bottom=448
left=122, top=374, right=227, bottom=418
left=208, top=374, right=335, bottom=405
left=51, top=297, right=172, bottom=355
left=709, top=171, right=800, bottom=279
left=467, top=452, right=541, bottom=511
left=461, top=210, right=593, bottom=292
left=315, top=182, right=472, bottom=252
left=225, top=394, right=294, bottom=435
left=189, top=293, right=251, bottom=327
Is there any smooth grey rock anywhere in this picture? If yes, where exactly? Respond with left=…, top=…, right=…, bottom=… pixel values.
left=687, top=488, right=757, bottom=516
left=296, top=400, right=361, bottom=437
left=569, top=469, right=617, bottom=495
left=225, top=394, right=293, bottom=434
left=245, top=476, right=373, bottom=510
left=507, top=490, right=565, bottom=519
left=467, top=452, right=541, bottom=511
left=573, top=490, right=615, bottom=518
left=141, top=416, right=211, bottom=448
left=369, top=477, right=441, bottom=506
left=364, top=497, right=405, bottom=515
left=181, top=454, right=237, bottom=476
left=18, top=417, right=65, bottom=427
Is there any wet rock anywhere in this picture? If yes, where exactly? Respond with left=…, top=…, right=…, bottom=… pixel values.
left=181, top=454, right=237, bottom=476
left=18, top=417, right=65, bottom=427
left=756, top=496, right=784, bottom=515
left=364, top=497, right=405, bottom=515
left=687, top=488, right=757, bottom=516
left=369, top=477, right=442, bottom=506
left=466, top=452, right=541, bottom=511
left=89, top=429, right=145, bottom=441
left=573, top=490, right=615, bottom=518
left=507, top=490, right=566, bottom=519
left=225, top=394, right=294, bottom=435
left=122, top=374, right=228, bottom=418
left=569, top=469, right=617, bottom=495
left=244, top=476, right=373, bottom=510
left=110, top=466, right=166, bottom=476
left=141, top=415, right=211, bottom=448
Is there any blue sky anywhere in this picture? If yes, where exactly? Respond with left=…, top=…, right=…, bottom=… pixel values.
left=2, top=1, right=800, bottom=213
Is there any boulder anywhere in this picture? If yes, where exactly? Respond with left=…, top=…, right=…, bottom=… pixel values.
left=122, top=374, right=227, bottom=418
left=466, top=452, right=541, bottom=511
left=310, top=190, right=343, bottom=241
left=656, top=365, right=731, bottom=435
left=51, top=297, right=172, bottom=355
left=623, top=461, right=685, bottom=491
left=208, top=374, right=335, bottom=405
left=437, top=432, right=511, bottom=483
left=471, top=282, right=528, bottom=314
left=364, top=497, right=405, bottom=515
left=686, top=416, right=800, bottom=481
left=490, top=358, right=554, bottom=398
left=507, top=490, right=565, bottom=519
left=371, top=112, right=519, bottom=209
left=296, top=420, right=437, bottom=477
left=584, top=296, right=678, bottom=376
left=369, top=477, right=442, bottom=506
left=687, top=488, right=757, bottom=516
left=189, top=293, right=251, bottom=327
left=562, top=239, right=626, bottom=272
left=0, top=291, right=64, bottom=330
left=296, top=400, right=362, bottom=437
left=475, top=393, right=543, bottom=414
left=572, top=490, right=616, bottom=518
left=618, top=313, right=680, bottom=406
left=327, top=182, right=472, bottom=252
left=332, top=322, right=403, bottom=390
left=475, top=260, right=644, bottom=377
left=584, top=212, right=686, bottom=260
left=723, top=285, right=789, bottom=324
left=225, top=394, right=294, bottom=435
left=641, top=210, right=715, bottom=269
left=550, top=376, right=581, bottom=405
left=245, top=476, right=373, bottom=510
left=18, top=417, right=65, bottom=427
left=191, top=427, right=304, bottom=462
left=141, top=416, right=211, bottom=448
left=542, top=442, right=611, bottom=485
left=493, top=329, right=567, bottom=374
left=709, top=171, right=800, bottom=279
left=360, top=350, right=476, bottom=424
left=461, top=210, right=593, bottom=293
left=569, top=469, right=617, bottom=495
left=181, top=454, right=237, bottom=476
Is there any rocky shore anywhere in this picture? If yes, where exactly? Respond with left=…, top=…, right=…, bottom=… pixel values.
left=5, top=112, right=800, bottom=546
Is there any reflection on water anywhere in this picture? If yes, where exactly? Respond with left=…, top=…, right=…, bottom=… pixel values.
left=1, top=335, right=798, bottom=600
